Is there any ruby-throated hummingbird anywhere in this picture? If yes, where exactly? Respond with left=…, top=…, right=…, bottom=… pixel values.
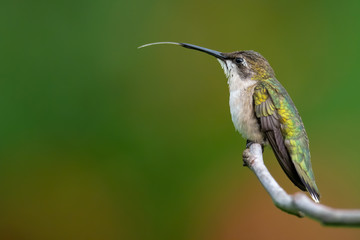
left=139, top=42, right=320, bottom=202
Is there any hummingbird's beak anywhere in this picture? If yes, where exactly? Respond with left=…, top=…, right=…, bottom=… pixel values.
left=138, top=42, right=227, bottom=60
left=179, top=43, right=227, bottom=60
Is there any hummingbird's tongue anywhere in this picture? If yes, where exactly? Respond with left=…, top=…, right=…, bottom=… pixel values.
left=138, top=41, right=227, bottom=60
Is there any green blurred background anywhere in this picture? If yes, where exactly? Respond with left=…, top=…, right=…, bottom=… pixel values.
left=0, top=0, right=360, bottom=239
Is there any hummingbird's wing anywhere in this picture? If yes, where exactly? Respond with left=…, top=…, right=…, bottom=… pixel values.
left=253, top=83, right=306, bottom=191
left=253, top=80, right=320, bottom=202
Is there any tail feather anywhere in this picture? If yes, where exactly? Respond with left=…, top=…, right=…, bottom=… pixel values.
left=300, top=176, right=320, bottom=203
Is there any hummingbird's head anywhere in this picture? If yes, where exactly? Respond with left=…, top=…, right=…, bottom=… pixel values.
left=218, top=51, right=275, bottom=81
left=138, top=42, right=275, bottom=82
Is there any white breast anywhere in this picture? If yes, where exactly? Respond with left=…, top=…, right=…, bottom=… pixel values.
left=218, top=60, right=264, bottom=143
left=229, top=87, right=264, bottom=143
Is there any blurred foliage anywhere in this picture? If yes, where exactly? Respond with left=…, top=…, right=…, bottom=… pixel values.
left=0, top=0, right=360, bottom=239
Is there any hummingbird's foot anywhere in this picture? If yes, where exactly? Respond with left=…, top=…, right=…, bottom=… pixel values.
left=242, top=148, right=254, bottom=167
left=246, top=140, right=264, bottom=152
left=246, top=139, right=253, bottom=149
left=244, top=140, right=264, bottom=166
left=243, top=141, right=254, bottom=167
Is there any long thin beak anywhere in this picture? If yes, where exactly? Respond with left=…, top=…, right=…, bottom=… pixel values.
left=138, top=42, right=227, bottom=60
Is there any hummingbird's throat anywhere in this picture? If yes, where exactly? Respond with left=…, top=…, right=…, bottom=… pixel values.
left=217, top=59, right=232, bottom=80
left=217, top=59, right=257, bottom=93
left=217, top=59, right=244, bottom=87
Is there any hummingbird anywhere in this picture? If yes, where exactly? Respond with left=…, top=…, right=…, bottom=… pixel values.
left=138, top=42, right=320, bottom=202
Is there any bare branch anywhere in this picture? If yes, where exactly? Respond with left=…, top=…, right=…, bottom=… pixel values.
left=243, top=143, right=360, bottom=227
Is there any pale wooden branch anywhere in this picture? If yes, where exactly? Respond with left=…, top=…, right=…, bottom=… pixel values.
left=242, top=143, right=360, bottom=227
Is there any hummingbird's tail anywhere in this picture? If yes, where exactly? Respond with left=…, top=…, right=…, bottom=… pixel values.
left=294, top=164, right=320, bottom=203
left=302, top=178, right=320, bottom=203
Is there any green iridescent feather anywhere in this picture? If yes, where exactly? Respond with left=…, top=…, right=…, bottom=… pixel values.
left=254, top=78, right=320, bottom=202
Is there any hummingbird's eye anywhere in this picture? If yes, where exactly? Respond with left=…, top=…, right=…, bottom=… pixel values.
left=235, top=57, right=244, bottom=64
